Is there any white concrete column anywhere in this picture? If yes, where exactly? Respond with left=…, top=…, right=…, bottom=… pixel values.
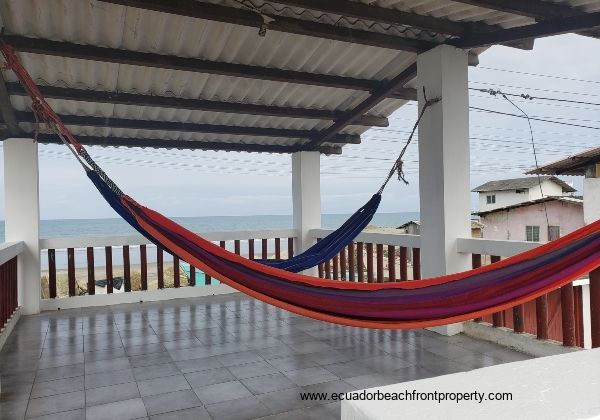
left=292, top=151, right=321, bottom=275
left=3, top=138, right=41, bottom=315
left=417, top=45, right=471, bottom=336
left=583, top=175, right=600, bottom=224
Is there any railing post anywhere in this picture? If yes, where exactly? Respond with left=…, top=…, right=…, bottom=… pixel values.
left=399, top=247, right=407, bottom=281
left=105, top=246, right=113, bottom=294
left=67, top=248, right=76, bottom=297
left=490, top=255, right=505, bottom=327
left=388, top=245, right=396, bottom=282
left=332, top=255, right=339, bottom=280
left=471, top=254, right=482, bottom=322
left=123, top=245, right=131, bottom=292
left=590, top=268, right=600, bottom=348
left=157, top=247, right=164, bottom=289
left=173, top=256, right=180, bottom=288
left=536, top=294, right=549, bottom=340
left=348, top=243, right=355, bottom=282
left=248, top=239, right=255, bottom=260
left=48, top=249, right=57, bottom=298
left=366, top=243, right=374, bottom=283
left=140, top=245, right=147, bottom=291
left=340, top=248, right=347, bottom=281
left=357, top=242, right=364, bottom=283
left=412, top=248, right=421, bottom=280
left=86, top=247, right=95, bottom=295
left=376, top=244, right=384, bottom=283
left=561, top=282, right=576, bottom=347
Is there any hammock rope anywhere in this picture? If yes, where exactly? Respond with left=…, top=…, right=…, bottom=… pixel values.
left=3, top=41, right=600, bottom=330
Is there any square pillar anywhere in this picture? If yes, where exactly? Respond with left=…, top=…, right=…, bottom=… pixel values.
left=417, top=45, right=471, bottom=335
left=4, top=138, right=41, bottom=315
left=292, top=151, right=321, bottom=275
left=583, top=165, right=600, bottom=348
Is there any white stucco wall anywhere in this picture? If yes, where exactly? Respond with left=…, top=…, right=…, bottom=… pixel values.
left=480, top=200, right=584, bottom=242
left=478, top=180, right=568, bottom=212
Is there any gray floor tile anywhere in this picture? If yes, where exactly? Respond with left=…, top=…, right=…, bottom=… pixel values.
left=228, top=361, right=279, bottom=380
left=184, top=367, right=235, bottom=388
left=26, top=408, right=85, bottom=420
left=241, top=373, right=297, bottom=395
left=86, top=397, right=147, bottom=420
left=25, top=390, right=85, bottom=418
left=265, top=355, right=319, bottom=372
left=193, top=380, right=252, bottom=405
left=133, top=362, right=179, bottom=381
left=217, top=350, right=263, bottom=367
left=284, top=366, right=339, bottom=386
left=86, top=382, right=140, bottom=407
left=137, top=374, right=190, bottom=397
left=30, top=376, right=84, bottom=399
left=260, top=402, right=338, bottom=420
left=34, top=364, right=84, bottom=383
left=257, top=387, right=317, bottom=414
left=85, top=369, right=136, bottom=389
left=129, top=351, right=173, bottom=368
left=149, top=406, right=211, bottom=420
left=174, top=356, right=222, bottom=374
left=0, top=399, right=28, bottom=419
left=205, top=395, right=271, bottom=420
left=142, top=390, right=202, bottom=416
left=322, top=361, right=373, bottom=379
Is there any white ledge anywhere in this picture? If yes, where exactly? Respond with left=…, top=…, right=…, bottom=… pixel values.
left=309, top=229, right=421, bottom=248
left=0, top=241, right=25, bottom=266
left=456, top=237, right=539, bottom=257
left=39, top=229, right=298, bottom=250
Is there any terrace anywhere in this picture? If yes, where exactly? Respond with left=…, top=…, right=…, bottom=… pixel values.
left=1, top=1, right=600, bottom=419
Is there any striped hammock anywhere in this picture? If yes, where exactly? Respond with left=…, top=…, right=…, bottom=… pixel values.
left=4, top=41, right=600, bottom=329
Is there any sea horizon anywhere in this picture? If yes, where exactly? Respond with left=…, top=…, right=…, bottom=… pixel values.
left=0, top=211, right=420, bottom=242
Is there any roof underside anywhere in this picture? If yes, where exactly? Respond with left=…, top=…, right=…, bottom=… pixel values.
left=475, top=195, right=583, bottom=216
left=0, top=0, right=599, bottom=154
left=527, top=146, right=600, bottom=176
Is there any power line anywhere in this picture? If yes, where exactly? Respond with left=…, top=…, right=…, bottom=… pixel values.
left=469, top=88, right=600, bottom=107
left=476, top=66, right=600, bottom=85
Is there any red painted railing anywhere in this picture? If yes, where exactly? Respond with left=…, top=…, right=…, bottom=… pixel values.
left=42, top=233, right=295, bottom=298
left=0, top=257, right=18, bottom=331
left=317, top=240, right=421, bottom=282
left=471, top=253, right=586, bottom=348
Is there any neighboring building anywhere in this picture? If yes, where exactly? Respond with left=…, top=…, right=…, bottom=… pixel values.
left=472, top=176, right=576, bottom=212
left=397, top=220, right=484, bottom=238
left=475, top=196, right=584, bottom=242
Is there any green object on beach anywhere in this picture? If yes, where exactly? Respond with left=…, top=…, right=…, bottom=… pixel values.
left=180, top=262, right=220, bottom=285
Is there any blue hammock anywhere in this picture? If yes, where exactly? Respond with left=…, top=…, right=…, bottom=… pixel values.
left=89, top=164, right=382, bottom=274
left=257, top=193, right=381, bottom=272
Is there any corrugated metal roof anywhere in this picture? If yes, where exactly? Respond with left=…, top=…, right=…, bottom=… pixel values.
left=527, top=146, right=600, bottom=176
left=475, top=195, right=583, bottom=216
left=1, top=0, right=599, bottom=153
left=472, top=176, right=577, bottom=193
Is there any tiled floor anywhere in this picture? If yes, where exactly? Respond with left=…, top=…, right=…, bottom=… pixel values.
left=0, top=293, right=532, bottom=419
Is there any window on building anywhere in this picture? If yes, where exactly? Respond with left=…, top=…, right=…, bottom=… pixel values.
left=486, top=195, right=496, bottom=204
left=526, top=225, right=540, bottom=242
left=548, top=226, right=560, bottom=241
left=515, top=188, right=527, bottom=194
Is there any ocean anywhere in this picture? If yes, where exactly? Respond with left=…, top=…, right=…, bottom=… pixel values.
left=0, top=212, right=419, bottom=271
left=0, top=212, right=419, bottom=241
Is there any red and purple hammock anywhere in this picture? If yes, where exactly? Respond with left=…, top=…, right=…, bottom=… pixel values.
left=3, top=42, right=600, bottom=329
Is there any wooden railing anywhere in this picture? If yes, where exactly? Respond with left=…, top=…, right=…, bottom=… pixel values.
left=0, top=242, right=24, bottom=331
left=458, top=237, right=593, bottom=349
left=310, top=229, right=421, bottom=282
left=39, top=229, right=297, bottom=299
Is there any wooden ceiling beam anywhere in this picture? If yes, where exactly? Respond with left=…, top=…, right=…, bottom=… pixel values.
left=5, top=82, right=388, bottom=128
left=0, top=73, right=22, bottom=136
left=450, top=0, right=583, bottom=20
left=100, top=0, right=434, bottom=52
left=32, top=133, right=342, bottom=154
left=14, top=110, right=361, bottom=144
left=269, top=0, right=493, bottom=37
left=3, top=35, right=417, bottom=101
left=309, top=63, right=417, bottom=148
left=451, top=11, right=600, bottom=48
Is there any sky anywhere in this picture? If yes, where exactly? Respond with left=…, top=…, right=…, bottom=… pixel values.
left=0, top=33, right=599, bottom=220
